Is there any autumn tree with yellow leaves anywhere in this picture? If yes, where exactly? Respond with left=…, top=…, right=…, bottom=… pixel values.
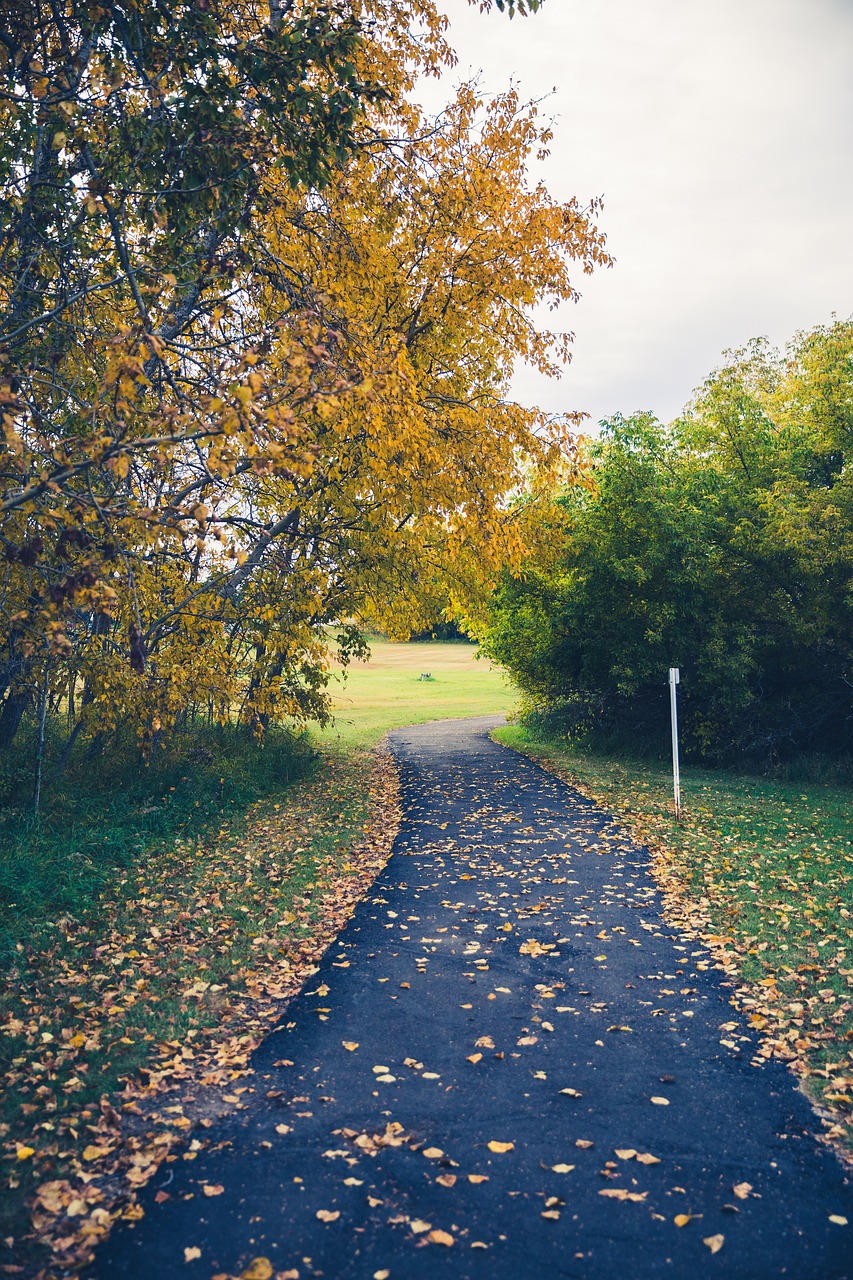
left=0, top=0, right=610, bottom=771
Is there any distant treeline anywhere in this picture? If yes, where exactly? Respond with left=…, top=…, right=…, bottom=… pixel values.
left=484, top=320, right=853, bottom=767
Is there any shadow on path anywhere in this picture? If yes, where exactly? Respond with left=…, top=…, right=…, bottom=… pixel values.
left=90, top=716, right=852, bottom=1279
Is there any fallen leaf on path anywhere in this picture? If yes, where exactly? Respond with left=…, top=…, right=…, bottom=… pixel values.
left=599, top=1189, right=647, bottom=1202
left=615, top=1149, right=637, bottom=1160
left=487, top=1140, right=514, bottom=1153
left=428, top=1229, right=454, bottom=1246
left=674, top=1214, right=692, bottom=1227
left=342, top=1042, right=359, bottom=1051
left=240, top=1261, right=273, bottom=1280
left=316, top=1209, right=340, bottom=1223
left=559, top=1088, right=582, bottom=1097
left=467, top=1053, right=483, bottom=1064
left=184, top=1246, right=201, bottom=1262
left=703, top=1234, right=725, bottom=1254
left=468, top=1174, right=489, bottom=1184
left=575, top=1140, right=594, bottom=1149
left=829, top=1215, right=848, bottom=1226
left=410, top=1219, right=431, bottom=1234
left=732, top=1182, right=752, bottom=1199
left=436, top=1174, right=457, bottom=1187
left=650, top=1096, right=670, bottom=1106
left=422, top=1147, right=444, bottom=1159
left=636, top=1153, right=661, bottom=1165
left=551, top=1164, right=575, bottom=1173
left=202, top=1184, right=224, bottom=1197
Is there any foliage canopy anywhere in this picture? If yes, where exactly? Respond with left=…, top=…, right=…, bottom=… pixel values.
left=0, top=0, right=608, bottom=767
left=484, top=321, right=853, bottom=765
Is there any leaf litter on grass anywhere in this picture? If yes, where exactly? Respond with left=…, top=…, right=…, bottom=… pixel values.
left=1, top=748, right=401, bottom=1276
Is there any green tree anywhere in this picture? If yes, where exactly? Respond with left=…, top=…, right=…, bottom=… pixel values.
left=484, top=321, right=853, bottom=765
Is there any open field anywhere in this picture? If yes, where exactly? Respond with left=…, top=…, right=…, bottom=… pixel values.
left=318, top=637, right=517, bottom=747
left=495, top=725, right=853, bottom=1152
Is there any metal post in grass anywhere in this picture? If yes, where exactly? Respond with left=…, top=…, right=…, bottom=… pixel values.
left=668, top=667, right=682, bottom=821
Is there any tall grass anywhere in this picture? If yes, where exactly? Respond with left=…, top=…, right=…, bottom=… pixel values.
left=0, top=722, right=314, bottom=962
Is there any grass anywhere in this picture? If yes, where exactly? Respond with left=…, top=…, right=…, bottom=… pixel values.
left=494, top=725, right=853, bottom=1150
left=317, top=636, right=517, bottom=747
left=0, top=723, right=315, bottom=963
left=0, top=726, right=376, bottom=1257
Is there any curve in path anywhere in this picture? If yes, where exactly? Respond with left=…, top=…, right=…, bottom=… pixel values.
left=92, top=716, right=852, bottom=1279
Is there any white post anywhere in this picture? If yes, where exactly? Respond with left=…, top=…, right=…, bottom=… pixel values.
left=669, top=667, right=682, bottom=821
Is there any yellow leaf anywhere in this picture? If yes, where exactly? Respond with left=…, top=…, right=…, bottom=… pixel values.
left=467, top=1053, right=483, bottom=1064
left=184, top=1246, right=202, bottom=1262
left=615, top=1149, right=637, bottom=1160
left=427, top=1229, right=454, bottom=1246
left=436, top=1173, right=457, bottom=1187
left=551, top=1163, right=575, bottom=1173
left=15, top=1146, right=35, bottom=1161
left=732, top=1181, right=752, bottom=1199
left=650, top=1096, right=670, bottom=1106
left=674, top=1214, right=692, bottom=1227
left=468, top=1174, right=489, bottom=1183
left=636, top=1153, right=661, bottom=1165
left=422, top=1147, right=444, bottom=1159
left=703, top=1234, right=725, bottom=1254
left=342, top=1041, right=359, bottom=1051
left=487, top=1140, right=514, bottom=1153
left=202, top=1184, right=224, bottom=1197
left=410, top=1219, right=431, bottom=1233
left=240, top=1260, right=273, bottom=1280
left=829, top=1215, right=848, bottom=1226
left=316, top=1209, right=340, bottom=1223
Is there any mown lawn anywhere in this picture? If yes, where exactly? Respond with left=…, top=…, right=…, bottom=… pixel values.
left=494, top=725, right=853, bottom=1153
left=320, top=636, right=516, bottom=746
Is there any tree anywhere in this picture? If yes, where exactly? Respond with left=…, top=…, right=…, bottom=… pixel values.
left=0, top=0, right=611, bottom=762
left=484, top=321, right=853, bottom=764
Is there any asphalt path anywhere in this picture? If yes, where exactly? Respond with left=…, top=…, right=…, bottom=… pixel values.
left=92, top=716, right=852, bottom=1279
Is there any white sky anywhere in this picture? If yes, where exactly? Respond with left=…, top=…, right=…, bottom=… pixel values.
left=420, top=0, right=853, bottom=427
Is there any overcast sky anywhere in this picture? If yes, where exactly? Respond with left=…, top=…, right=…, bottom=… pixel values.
left=420, top=0, right=853, bottom=428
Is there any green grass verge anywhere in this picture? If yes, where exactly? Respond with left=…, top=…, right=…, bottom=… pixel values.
left=493, top=725, right=853, bottom=1146
left=0, top=728, right=377, bottom=1254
